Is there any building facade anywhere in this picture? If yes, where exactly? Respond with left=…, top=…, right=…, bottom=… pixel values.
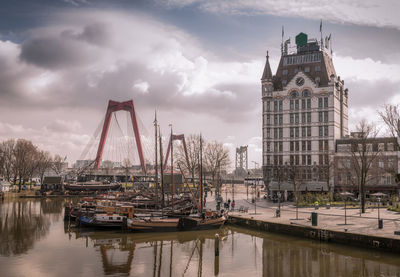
left=334, top=135, right=399, bottom=195
left=261, top=32, right=349, bottom=193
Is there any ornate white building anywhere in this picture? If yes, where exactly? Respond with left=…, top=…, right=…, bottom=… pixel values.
left=261, top=32, right=349, bottom=193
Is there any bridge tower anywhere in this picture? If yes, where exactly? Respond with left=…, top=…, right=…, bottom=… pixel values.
left=94, top=100, right=146, bottom=172
left=235, top=145, right=248, bottom=176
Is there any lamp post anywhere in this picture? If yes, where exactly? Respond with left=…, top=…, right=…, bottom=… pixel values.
left=253, top=180, right=257, bottom=214
left=378, top=197, right=381, bottom=220
left=340, top=191, right=353, bottom=225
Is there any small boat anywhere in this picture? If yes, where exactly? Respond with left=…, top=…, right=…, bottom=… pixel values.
left=65, top=181, right=121, bottom=192
left=177, top=215, right=226, bottom=231
left=126, top=217, right=179, bottom=232
left=126, top=212, right=226, bottom=232
left=77, top=214, right=126, bottom=228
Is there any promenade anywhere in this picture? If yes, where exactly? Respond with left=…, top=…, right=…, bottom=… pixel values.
left=210, top=186, right=400, bottom=252
left=230, top=197, right=400, bottom=240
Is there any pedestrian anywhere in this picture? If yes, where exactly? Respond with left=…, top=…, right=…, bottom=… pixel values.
left=227, top=199, right=231, bottom=209
left=231, top=200, right=235, bottom=211
left=204, top=197, right=206, bottom=207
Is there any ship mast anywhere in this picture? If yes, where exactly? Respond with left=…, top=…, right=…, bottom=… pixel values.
left=159, top=126, right=165, bottom=208
left=154, top=110, right=159, bottom=208
left=200, top=134, right=203, bottom=213
left=170, top=124, right=174, bottom=209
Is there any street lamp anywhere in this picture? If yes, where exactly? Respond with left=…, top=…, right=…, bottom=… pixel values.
left=340, top=191, right=353, bottom=225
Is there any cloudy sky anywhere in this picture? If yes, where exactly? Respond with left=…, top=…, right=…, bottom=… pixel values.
left=0, top=0, right=399, bottom=169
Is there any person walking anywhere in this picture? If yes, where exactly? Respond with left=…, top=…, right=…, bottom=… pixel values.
left=231, top=200, right=235, bottom=211
left=227, top=199, right=231, bottom=210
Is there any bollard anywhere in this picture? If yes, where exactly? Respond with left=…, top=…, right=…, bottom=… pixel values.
left=214, top=234, right=219, bottom=256
left=378, top=219, right=383, bottom=229
left=311, top=212, right=318, bottom=226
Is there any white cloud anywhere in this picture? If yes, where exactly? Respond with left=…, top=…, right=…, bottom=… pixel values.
left=133, top=80, right=150, bottom=94
left=334, top=55, right=400, bottom=82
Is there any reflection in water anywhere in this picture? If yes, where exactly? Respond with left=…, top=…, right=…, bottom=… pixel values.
left=0, top=200, right=51, bottom=256
left=1, top=199, right=400, bottom=277
left=261, top=235, right=400, bottom=277
left=69, top=228, right=229, bottom=276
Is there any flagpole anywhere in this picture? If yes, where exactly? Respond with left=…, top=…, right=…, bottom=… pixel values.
left=320, top=20, right=323, bottom=49
left=281, top=25, right=284, bottom=55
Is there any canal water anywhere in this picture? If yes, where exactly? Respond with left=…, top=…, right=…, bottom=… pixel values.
left=0, top=198, right=399, bottom=277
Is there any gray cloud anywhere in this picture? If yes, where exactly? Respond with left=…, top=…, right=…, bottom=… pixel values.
left=20, top=35, right=98, bottom=69
left=347, top=78, right=400, bottom=109
left=162, top=0, right=400, bottom=30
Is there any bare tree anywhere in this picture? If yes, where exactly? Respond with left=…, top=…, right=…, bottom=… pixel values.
left=347, top=120, right=381, bottom=213
left=319, top=156, right=335, bottom=200
left=379, top=104, right=400, bottom=141
left=52, top=154, right=65, bottom=175
left=0, top=139, right=16, bottom=182
left=176, top=134, right=201, bottom=183
left=36, top=151, right=53, bottom=185
left=204, top=141, right=230, bottom=192
left=379, top=104, right=400, bottom=184
left=13, top=139, right=37, bottom=191
left=287, top=164, right=302, bottom=219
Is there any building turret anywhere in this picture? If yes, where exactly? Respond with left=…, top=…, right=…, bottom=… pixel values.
left=261, top=51, right=273, bottom=81
left=261, top=51, right=273, bottom=98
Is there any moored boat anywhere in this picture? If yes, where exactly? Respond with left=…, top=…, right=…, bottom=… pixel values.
left=126, top=217, right=179, bottom=232
left=77, top=214, right=126, bottom=228
left=177, top=215, right=226, bottom=231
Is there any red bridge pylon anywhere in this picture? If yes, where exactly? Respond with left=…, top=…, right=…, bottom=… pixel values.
left=94, top=100, right=146, bottom=172
left=163, top=134, right=190, bottom=172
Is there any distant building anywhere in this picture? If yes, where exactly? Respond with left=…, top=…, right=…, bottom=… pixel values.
left=334, top=136, right=399, bottom=195
left=41, top=176, right=63, bottom=192
left=75, top=160, right=94, bottom=168
left=0, top=181, right=11, bottom=192
left=261, top=31, right=349, bottom=194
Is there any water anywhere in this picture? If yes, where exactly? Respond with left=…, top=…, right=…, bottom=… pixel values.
left=0, top=198, right=399, bottom=277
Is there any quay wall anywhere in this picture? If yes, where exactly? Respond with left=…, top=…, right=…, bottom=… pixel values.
left=228, top=215, right=400, bottom=253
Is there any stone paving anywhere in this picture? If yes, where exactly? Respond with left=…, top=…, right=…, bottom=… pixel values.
left=227, top=193, right=400, bottom=240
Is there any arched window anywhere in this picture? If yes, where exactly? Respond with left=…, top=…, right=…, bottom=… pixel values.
left=302, top=89, right=310, bottom=97
left=290, top=91, right=299, bottom=99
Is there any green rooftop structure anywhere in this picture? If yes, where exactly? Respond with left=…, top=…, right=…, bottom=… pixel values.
left=295, top=32, right=308, bottom=47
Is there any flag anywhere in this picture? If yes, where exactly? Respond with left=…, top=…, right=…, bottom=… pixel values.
left=320, top=20, right=322, bottom=32
left=328, top=33, right=331, bottom=40
left=282, top=25, right=284, bottom=38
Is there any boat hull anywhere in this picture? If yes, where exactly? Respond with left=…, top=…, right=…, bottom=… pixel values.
left=127, top=216, right=226, bottom=232
left=127, top=218, right=179, bottom=232
left=77, top=216, right=124, bottom=228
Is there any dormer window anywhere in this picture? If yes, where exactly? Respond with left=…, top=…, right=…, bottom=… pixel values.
left=305, top=66, right=310, bottom=73
left=282, top=69, right=288, bottom=75
left=290, top=91, right=299, bottom=98
left=294, top=68, right=299, bottom=74
left=282, top=80, right=287, bottom=86
left=315, top=65, right=321, bottom=72
left=302, top=89, right=310, bottom=97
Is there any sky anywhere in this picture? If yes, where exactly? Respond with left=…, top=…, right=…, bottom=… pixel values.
left=0, top=0, right=399, bottom=170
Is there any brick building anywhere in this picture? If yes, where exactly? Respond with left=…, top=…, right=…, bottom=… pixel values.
left=334, top=134, right=399, bottom=196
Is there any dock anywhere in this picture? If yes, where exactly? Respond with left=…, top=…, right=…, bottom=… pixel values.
left=227, top=199, right=400, bottom=253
